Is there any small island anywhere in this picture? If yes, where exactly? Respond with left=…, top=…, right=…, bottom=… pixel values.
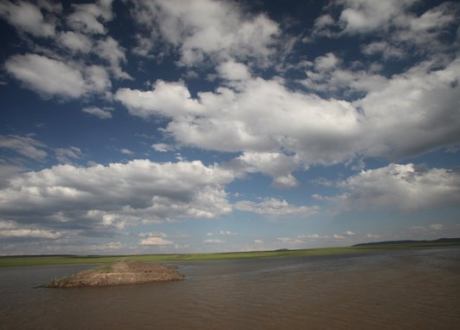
left=48, top=261, right=184, bottom=288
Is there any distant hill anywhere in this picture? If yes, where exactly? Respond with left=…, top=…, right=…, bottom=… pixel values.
left=353, top=237, right=460, bottom=247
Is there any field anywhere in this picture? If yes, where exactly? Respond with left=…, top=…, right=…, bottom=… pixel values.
left=1, top=238, right=459, bottom=268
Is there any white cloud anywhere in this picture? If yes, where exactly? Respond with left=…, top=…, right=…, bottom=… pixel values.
left=5, top=54, right=114, bottom=99
left=333, top=163, right=460, bottom=212
left=204, top=238, right=224, bottom=244
left=357, top=58, right=460, bottom=158
left=338, top=0, right=416, bottom=34
left=5, top=54, right=87, bottom=98
left=117, top=77, right=363, bottom=167
left=0, top=0, right=59, bottom=37
left=0, top=159, right=234, bottom=233
left=316, top=0, right=459, bottom=52
left=0, top=163, right=22, bottom=188
left=301, top=56, right=460, bottom=159
left=82, top=106, right=113, bottom=119
left=302, top=56, right=388, bottom=95
left=58, top=31, right=92, bottom=53
left=152, top=143, right=174, bottom=153
left=314, top=53, right=340, bottom=72
left=217, top=60, right=251, bottom=81
left=116, top=51, right=460, bottom=174
left=55, top=147, right=82, bottom=164
left=67, top=0, right=113, bottom=35
left=116, top=80, right=204, bottom=119
left=120, top=148, right=134, bottom=155
left=230, top=152, right=299, bottom=188
left=95, top=36, right=131, bottom=80
left=130, top=0, right=280, bottom=66
left=276, top=237, right=304, bottom=245
left=140, top=234, right=173, bottom=246
left=0, top=220, right=61, bottom=239
left=92, top=241, right=123, bottom=250
left=361, top=41, right=405, bottom=59
left=272, top=174, right=299, bottom=189
left=235, top=198, right=318, bottom=217
left=313, top=14, right=335, bottom=31
left=0, top=135, right=47, bottom=161
left=85, top=65, right=112, bottom=95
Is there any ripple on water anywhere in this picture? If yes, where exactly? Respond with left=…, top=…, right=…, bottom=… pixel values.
left=0, top=248, right=459, bottom=330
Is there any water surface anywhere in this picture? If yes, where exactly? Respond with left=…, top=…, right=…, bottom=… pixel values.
left=1, top=248, right=459, bottom=329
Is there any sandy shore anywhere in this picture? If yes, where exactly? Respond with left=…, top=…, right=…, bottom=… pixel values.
left=48, top=261, right=184, bottom=288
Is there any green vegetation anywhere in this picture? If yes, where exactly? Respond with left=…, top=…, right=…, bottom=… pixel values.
left=1, top=238, right=459, bottom=268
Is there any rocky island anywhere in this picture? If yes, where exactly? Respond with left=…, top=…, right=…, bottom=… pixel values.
left=48, top=261, right=184, bottom=288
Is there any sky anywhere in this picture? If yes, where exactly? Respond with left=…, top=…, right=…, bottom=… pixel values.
left=0, top=0, right=459, bottom=255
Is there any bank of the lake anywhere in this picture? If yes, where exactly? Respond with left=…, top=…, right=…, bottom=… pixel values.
left=1, top=238, right=459, bottom=268
left=0, top=247, right=459, bottom=330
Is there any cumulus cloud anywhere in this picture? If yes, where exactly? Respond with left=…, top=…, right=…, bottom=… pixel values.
left=315, top=0, right=459, bottom=53
left=301, top=53, right=388, bottom=95
left=1, top=0, right=460, bottom=253
left=314, top=53, right=341, bottom=72
left=116, top=77, right=362, bottom=167
left=217, top=60, right=251, bottom=81
left=58, top=31, right=93, bottom=53
left=120, top=148, right=134, bottom=155
left=115, top=80, right=204, bottom=118
left=0, top=134, right=47, bottom=161
left=229, top=152, right=300, bottom=188
left=118, top=51, right=460, bottom=169
left=5, top=54, right=114, bottom=98
left=130, top=0, right=280, bottom=66
left=152, top=143, right=174, bottom=153
left=235, top=198, right=318, bottom=217
left=0, top=160, right=234, bottom=235
left=95, top=36, right=131, bottom=80
left=1, top=0, right=129, bottom=100
left=5, top=54, right=87, bottom=98
left=140, top=233, right=173, bottom=246
left=85, top=65, right=112, bottom=94
left=338, top=0, right=417, bottom=34
left=0, top=163, right=23, bottom=188
left=67, top=0, right=113, bottom=35
left=0, top=0, right=60, bottom=37
left=358, top=58, right=460, bottom=158
left=331, top=163, right=460, bottom=212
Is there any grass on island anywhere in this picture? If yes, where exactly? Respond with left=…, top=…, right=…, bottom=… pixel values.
left=1, top=238, right=459, bottom=268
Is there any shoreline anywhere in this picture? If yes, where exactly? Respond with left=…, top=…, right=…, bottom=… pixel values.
left=1, top=239, right=460, bottom=268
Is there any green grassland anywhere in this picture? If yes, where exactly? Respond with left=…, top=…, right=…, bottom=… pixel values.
left=1, top=238, right=459, bottom=268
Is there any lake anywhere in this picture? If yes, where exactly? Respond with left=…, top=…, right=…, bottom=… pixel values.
left=1, top=247, right=459, bottom=329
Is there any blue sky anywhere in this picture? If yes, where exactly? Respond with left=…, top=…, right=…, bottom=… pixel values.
left=0, top=0, right=459, bottom=255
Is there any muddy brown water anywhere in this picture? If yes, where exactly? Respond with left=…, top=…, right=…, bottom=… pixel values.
left=0, top=247, right=459, bottom=330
